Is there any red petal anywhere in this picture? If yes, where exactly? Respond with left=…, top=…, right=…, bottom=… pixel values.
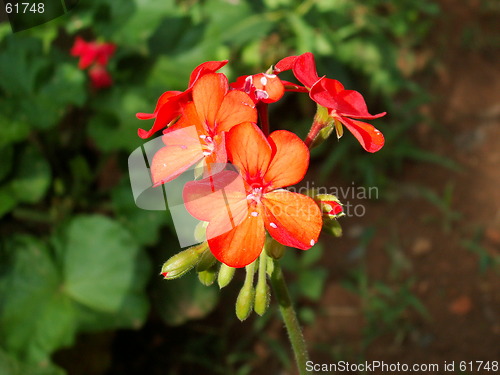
left=188, top=60, right=228, bottom=88
left=88, top=65, right=112, bottom=89
left=274, top=56, right=298, bottom=73
left=192, top=73, right=228, bottom=131
left=335, top=90, right=386, bottom=119
left=215, top=90, right=256, bottom=133
left=136, top=91, right=183, bottom=120
left=183, top=170, right=248, bottom=223
left=137, top=96, right=186, bottom=139
left=339, top=117, right=385, bottom=153
left=208, top=212, right=265, bottom=268
left=262, top=190, right=322, bottom=249
left=281, top=80, right=308, bottom=93
left=150, top=126, right=204, bottom=185
left=226, top=123, right=271, bottom=181
left=293, top=52, right=320, bottom=89
left=309, top=77, right=345, bottom=108
left=264, top=130, right=309, bottom=190
left=70, top=37, right=87, bottom=56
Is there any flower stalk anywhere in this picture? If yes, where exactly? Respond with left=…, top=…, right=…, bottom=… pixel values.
left=270, top=260, right=310, bottom=375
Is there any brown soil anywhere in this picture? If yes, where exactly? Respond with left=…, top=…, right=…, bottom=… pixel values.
left=293, top=0, right=500, bottom=373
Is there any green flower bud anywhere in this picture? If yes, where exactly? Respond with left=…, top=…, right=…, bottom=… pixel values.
left=266, top=255, right=275, bottom=278
left=218, top=263, right=236, bottom=288
left=254, top=252, right=270, bottom=316
left=198, top=264, right=218, bottom=286
left=265, top=236, right=285, bottom=260
left=196, top=248, right=217, bottom=272
left=161, top=243, right=208, bottom=279
left=235, top=262, right=256, bottom=321
left=314, top=194, right=344, bottom=219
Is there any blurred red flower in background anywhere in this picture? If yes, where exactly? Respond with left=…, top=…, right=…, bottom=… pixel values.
left=71, top=37, right=115, bottom=89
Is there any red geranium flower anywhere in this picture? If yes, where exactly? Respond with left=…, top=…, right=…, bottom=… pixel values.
left=88, top=65, right=113, bottom=89
left=136, top=60, right=228, bottom=139
left=150, top=73, right=257, bottom=186
left=70, top=37, right=115, bottom=70
left=276, top=53, right=386, bottom=153
left=182, top=122, right=322, bottom=268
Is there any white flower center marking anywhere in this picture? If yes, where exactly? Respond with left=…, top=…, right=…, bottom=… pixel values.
left=247, top=187, right=263, bottom=203
left=270, top=222, right=278, bottom=229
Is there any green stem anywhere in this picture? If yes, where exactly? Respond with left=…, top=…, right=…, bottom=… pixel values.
left=270, top=260, right=310, bottom=374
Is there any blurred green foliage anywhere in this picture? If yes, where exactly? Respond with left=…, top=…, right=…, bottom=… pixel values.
left=0, top=0, right=439, bottom=373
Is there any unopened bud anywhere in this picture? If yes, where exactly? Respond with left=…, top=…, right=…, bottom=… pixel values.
left=265, top=236, right=285, bottom=260
left=161, top=243, right=207, bottom=279
left=218, top=264, right=236, bottom=288
left=196, top=249, right=217, bottom=272
left=254, top=252, right=270, bottom=316
left=314, top=194, right=344, bottom=219
left=235, top=262, right=256, bottom=321
left=198, top=265, right=218, bottom=286
left=236, top=285, right=255, bottom=321
left=254, top=281, right=270, bottom=316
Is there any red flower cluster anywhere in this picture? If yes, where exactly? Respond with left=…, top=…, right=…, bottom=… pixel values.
left=137, top=54, right=385, bottom=267
left=71, top=37, right=116, bottom=89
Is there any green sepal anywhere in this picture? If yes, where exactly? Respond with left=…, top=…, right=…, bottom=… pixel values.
left=322, top=217, right=343, bottom=237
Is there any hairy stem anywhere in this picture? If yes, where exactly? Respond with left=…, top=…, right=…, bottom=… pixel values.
left=270, top=260, right=310, bottom=374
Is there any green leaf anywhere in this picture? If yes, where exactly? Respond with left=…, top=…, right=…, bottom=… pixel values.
left=152, top=271, right=219, bottom=326
left=0, top=186, right=17, bottom=218
left=0, top=236, right=77, bottom=363
left=0, top=35, right=46, bottom=95
left=10, top=146, right=51, bottom=204
left=88, top=89, right=152, bottom=152
left=62, top=215, right=150, bottom=314
left=0, top=146, right=14, bottom=182
left=0, top=112, right=31, bottom=148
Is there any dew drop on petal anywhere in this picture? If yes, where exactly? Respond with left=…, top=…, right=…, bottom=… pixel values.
left=199, top=135, right=207, bottom=139
left=310, top=239, right=315, bottom=246
left=251, top=211, right=259, bottom=217
left=202, top=151, right=211, bottom=156
left=260, top=76, right=268, bottom=86
left=270, top=222, right=278, bottom=229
